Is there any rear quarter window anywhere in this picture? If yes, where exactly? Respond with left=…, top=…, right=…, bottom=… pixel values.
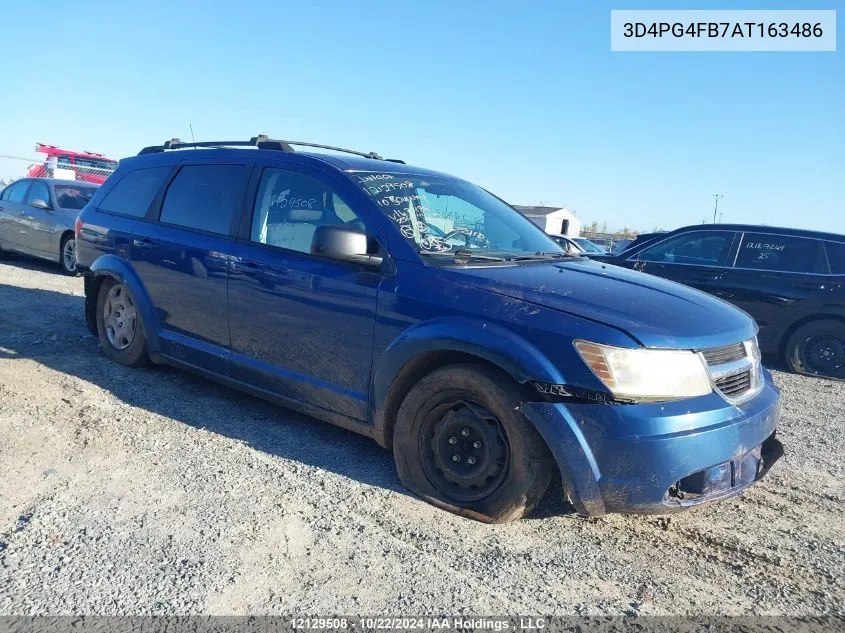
left=825, top=241, right=845, bottom=274
left=99, top=166, right=172, bottom=217
left=735, top=233, right=826, bottom=274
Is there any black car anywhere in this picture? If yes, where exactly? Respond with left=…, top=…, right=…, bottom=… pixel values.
left=594, top=224, right=845, bottom=378
left=616, top=231, right=664, bottom=254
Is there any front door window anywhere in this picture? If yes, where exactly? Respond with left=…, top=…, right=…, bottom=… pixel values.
left=639, top=231, right=736, bottom=266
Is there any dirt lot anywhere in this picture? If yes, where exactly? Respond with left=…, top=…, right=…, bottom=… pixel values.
left=0, top=256, right=843, bottom=616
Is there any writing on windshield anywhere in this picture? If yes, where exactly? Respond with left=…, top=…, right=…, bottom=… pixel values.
left=353, top=172, right=556, bottom=257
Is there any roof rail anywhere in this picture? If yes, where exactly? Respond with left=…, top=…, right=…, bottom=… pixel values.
left=138, top=135, right=394, bottom=162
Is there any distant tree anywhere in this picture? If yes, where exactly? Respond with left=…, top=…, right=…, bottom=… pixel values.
left=600, top=221, right=608, bottom=234
left=585, top=220, right=599, bottom=235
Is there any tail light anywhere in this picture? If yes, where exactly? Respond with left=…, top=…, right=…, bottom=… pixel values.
left=74, top=216, right=83, bottom=240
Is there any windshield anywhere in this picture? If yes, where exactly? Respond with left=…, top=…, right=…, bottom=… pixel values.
left=54, top=185, right=96, bottom=210
left=573, top=238, right=606, bottom=254
left=75, top=157, right=118, bottom=171
left=353, top=172, right=563, bottom=260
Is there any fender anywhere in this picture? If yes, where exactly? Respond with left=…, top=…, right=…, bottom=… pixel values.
left=518, top=401, right=605, bottom=517
left=371, top=318, right=567, bottom=423
left=767, top=301, right=845, bottom=351
left=89, top=254, right=161, bottom=356
left=369, top=317, right=604, bottom=514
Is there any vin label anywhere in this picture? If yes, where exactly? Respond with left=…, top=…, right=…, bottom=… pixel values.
left=611, top=10, right=836, bottom=52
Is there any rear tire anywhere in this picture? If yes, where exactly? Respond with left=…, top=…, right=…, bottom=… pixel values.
left=60, top=234, right=78, bottom=275
left=785, top=319, right=845, bottom=379
left=96, top=278, right=149, bottom=367
left=393, top=364, right=553, bottom=523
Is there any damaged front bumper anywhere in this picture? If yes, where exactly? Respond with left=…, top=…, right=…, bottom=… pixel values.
left=519, top=369, right=783, bottom=516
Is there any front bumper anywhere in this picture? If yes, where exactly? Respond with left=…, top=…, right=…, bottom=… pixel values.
left=520, top=369, right=782, bottom=516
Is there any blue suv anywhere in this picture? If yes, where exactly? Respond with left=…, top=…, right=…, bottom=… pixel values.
left=75, top=136, right=783, bottom=523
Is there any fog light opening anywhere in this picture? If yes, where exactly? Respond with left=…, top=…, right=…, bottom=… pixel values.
left=670, top=461, right=733, bottom=500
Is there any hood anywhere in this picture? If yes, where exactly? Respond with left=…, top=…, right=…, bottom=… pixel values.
left=440, top=258, right=757, bottom=349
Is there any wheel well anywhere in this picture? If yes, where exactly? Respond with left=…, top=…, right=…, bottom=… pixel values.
left=83, top=274, right=107, bottom=336
left=379, top=350, right=532, bottom=449
left=60, top=230, right=74, bottom=245
left=778, top=313, right=845, bottom=359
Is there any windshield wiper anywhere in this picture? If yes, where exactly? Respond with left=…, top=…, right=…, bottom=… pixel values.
left=507, top=251, right=580, bottom=261
left=452, top=248, right=507, bottom=262
left=419, top=249, right=506, bottom=262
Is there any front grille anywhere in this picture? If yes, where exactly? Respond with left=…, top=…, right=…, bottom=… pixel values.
left=701, top=343, right=746, bottom=365
left=714, top=370, right=752, bottom=398
left=701, top=339, right=761, bottom=404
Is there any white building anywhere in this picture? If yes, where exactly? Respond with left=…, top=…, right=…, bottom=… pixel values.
left=514, top=206, right=581, bottom=237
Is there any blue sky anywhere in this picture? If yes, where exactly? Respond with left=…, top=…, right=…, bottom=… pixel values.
left=0, top=0, right=842, bottom=233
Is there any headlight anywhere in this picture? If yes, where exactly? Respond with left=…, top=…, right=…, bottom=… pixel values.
left=574, top=340, right=712, bottom=402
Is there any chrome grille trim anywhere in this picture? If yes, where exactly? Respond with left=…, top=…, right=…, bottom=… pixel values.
left=698, top=338, right=763, bottom=405
left=701, top=342, right=746, bottom=365
left=714, top=370, right=752, bottom=398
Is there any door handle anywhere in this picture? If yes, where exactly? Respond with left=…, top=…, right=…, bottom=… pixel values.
left=132, top=238, right=154, bottom=250
left=231, top=260, right=260, bottom=275
left=802, top=282, right=828, bottom=291
left=691, top=272, right=722, bottom=281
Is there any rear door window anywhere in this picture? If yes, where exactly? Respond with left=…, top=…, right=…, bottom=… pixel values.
left=159, top=165, right=249, bottom=235
left=639, top=231, right=736, bottom=266
left=735, top=233, right=826, bottom=274
left=824, top=241, right=845, bottom=274
left=99, top=167, right=171, bottom=217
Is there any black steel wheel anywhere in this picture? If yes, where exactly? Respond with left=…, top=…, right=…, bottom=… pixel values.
left=786, top=319, right=845, bottom=379
left=803, top=334, right=845, bottom=375
left=393, top=363, right=554, bottom=523
left=421, top=399, right=510, bottom=503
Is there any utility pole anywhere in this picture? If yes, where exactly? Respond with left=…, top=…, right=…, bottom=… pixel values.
left=712, top=194, right=724, bottom=224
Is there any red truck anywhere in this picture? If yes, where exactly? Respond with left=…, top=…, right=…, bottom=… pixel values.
left=28, top=143, right=118, bottom=185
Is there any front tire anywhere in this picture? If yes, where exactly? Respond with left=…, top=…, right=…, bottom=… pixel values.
left=60, top=234, right=78, bottom=275
left=96, top=278, right=149, bottom=367
left=393, top=364, right=553, bottom=523
left=785, top=319, right=845, bottom=379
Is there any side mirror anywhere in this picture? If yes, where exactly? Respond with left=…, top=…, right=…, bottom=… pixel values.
left=311, top=225, right=383, bottom=268
left=30, top=198, right=51, bottom=210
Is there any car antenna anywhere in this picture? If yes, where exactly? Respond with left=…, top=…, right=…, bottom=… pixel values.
left=189, top=124, right=197, bottom=149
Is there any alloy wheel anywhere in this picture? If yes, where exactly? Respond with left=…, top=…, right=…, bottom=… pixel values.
left=63, top=239, right=76, bottom=273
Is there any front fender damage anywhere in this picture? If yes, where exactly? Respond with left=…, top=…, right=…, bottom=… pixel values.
left=518, top=400, right=606, bottom=517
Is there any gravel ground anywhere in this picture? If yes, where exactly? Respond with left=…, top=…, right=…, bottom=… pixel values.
left=0, top=256, right=843, bottom=616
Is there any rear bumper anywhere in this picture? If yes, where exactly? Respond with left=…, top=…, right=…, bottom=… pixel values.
left=520, top=370, right=782, bottom=516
